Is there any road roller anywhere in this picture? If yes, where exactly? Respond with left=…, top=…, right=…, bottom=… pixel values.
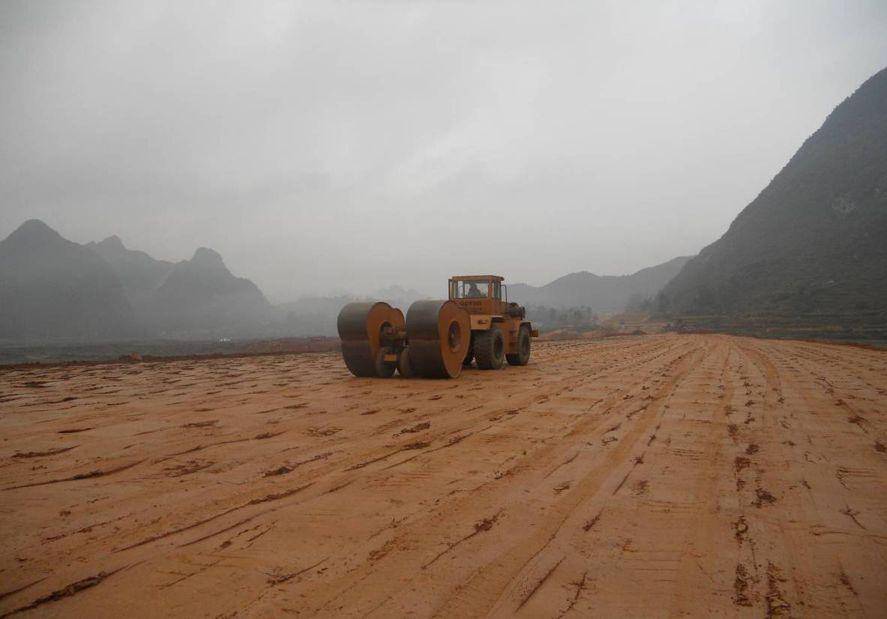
left=337, top=275, right=538, bottom=379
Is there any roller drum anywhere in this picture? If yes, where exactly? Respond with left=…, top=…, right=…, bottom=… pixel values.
left=405, top=300, right=471, bottom=378
left=337, top=302, right=405, bottom=377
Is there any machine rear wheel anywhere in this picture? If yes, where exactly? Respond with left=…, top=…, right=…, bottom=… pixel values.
left=475, top=327, right=505, bottom=370
left=397, top=348, right=414, bottom=378
left=507, top=325, right=531, bottom=366
left=374, top=347, right=396, bottom=378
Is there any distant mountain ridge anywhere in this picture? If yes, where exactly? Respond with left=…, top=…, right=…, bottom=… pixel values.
left=0, top=220, right=135, bottom=340
left=147, top=247, right=272, bottom=337
left=0, top=219, right=447, bottom=342
left=510, top=256, right=692, bottom=312
left=86, top=235, right=174, bottom=310
left=658, top=67, right=887, bottom=332
left=0, top=220, right=273, bottom=342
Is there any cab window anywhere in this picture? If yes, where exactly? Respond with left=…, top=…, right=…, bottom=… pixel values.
left=452, top=280, right=489, bottom=299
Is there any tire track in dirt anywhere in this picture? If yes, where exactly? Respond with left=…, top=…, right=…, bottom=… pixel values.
left=472, top=342, right=700, bottom=616
left=430, top=342, right=705, bottom=617
left=479, top=338, right=714, bottom=617
left=279, top=338, right=701, bottom=616
left=95, top=339, right=685, bottom=564
left=734, top=338, right=884, bottom=615
left=232, top=336, right=696, bottom=616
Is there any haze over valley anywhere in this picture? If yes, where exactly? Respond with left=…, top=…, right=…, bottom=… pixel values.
left=1, top=1, right=886, bottom=354
left=0, top=218, right=692, bottom=345
left=4, top=2, right=887, bottom=299
left=3, top=66, right=885, bottom=353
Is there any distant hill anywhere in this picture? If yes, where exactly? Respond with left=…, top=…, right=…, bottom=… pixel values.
left=147, top=247, right=273, bottom=337
left=88, top=237, right=272, bottom=336
left=0, top=220, right=277, bottom=342
left=0, top=220, right=136, bottom=340
left=658, top=67, right=887, bottom=335
left=86, top=235, right=173, bottom=309
left=510, top=256, right=692, bottom=312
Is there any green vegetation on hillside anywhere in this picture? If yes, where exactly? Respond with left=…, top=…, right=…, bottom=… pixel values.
left=657, top=67, right=887, bottom=338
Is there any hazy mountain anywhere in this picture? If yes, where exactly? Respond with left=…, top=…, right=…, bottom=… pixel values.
left=658, top=68, right=887, bottom=324
left=0, top=220, right=136, bottom=341
left=279, top=285, right=428, bottom=336
left=86, top=235, right=173, bottom=308
left=509, top=256, right=692, bottom=312
left=278, top=295, right=353, bottom=337
left=0, top=220, right=278, bottom=342
left=148, top=247, right=274, bottom=337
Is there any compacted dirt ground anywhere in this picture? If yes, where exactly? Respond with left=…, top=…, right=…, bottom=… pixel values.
left=0, top=334, right=885, bottom=617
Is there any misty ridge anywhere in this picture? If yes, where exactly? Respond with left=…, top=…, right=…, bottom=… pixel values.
left=0, top=218, right=687, bottom=345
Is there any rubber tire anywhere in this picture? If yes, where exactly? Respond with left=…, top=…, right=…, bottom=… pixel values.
left=507, top=326, right=531, bottom=366
left=474, top=327, right=505, bottom=370
left=397, top=348, right=414, bottom=378
left=462, top=336, right=474, bottom=367
left=374, top=347, right=396, bottom=378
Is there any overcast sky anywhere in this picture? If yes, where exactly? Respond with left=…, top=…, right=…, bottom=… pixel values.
left=2, top=1, right=886, bottom=300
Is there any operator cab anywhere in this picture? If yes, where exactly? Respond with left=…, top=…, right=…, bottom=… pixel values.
left=449, top=275, right=506, bottom=315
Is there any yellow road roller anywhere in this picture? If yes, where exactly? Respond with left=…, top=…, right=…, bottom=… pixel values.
left=337, top=275, right=538, bottom=378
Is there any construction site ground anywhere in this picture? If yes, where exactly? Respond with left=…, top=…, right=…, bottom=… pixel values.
left=1, top=334, right=885, bottom=617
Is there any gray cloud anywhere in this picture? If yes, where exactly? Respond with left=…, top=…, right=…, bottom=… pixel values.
left=2, top=0, right=886, bottom=300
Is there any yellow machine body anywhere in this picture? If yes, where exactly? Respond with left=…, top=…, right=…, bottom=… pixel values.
left=337, top=274, right=537, bottom=378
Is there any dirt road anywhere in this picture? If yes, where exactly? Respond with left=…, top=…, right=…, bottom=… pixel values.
left=1, top=335, right=885, bottom=617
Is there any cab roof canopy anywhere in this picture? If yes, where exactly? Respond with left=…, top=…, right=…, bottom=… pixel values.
left=449, top=275, right=504, bottom=282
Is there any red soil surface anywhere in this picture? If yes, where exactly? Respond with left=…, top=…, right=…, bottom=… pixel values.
left=1, top=335, right=885, bottom=616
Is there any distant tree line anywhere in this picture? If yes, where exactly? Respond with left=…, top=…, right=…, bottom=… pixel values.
left=525, top=305, right=600, bottom=330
